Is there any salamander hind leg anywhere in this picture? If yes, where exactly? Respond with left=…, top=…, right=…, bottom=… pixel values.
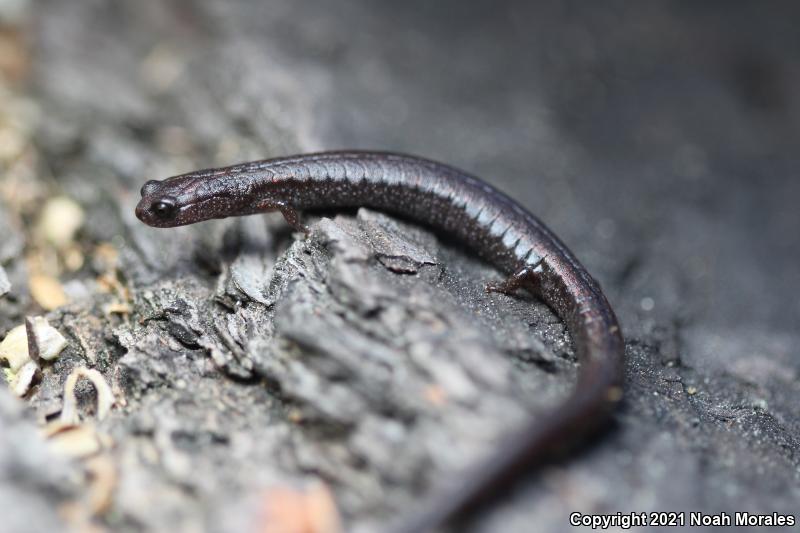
left=485, top=257, right=545, bottom=295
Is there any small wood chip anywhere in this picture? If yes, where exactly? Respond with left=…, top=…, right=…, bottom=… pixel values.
left=9, top=360, right=40, bottom=397
left=258, top=483, right=342, bottom=533
left=424, top=384, right=447, bottom=406
left=28, top=273, right=68, bottom=310
left=84, top=455, right=118, bottom=514
left=37, top=196, right=85, bottom=248
left=103, top=301, right=131, bottom=316
left=60, top=367, right=116, bottom=425
left=46, top=425, right=103, bottom=459
left=0, top=265, right=10, bottom=297
left=0, top=316, right=67, bottom=372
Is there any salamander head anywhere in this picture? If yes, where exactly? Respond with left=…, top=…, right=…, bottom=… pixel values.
left=135, top=177, right=203, bottom=228
left=136, top=169, right=285, bottom=228
left=136, top=173, right=241, bottom=227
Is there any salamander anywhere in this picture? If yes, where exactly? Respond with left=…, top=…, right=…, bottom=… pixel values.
left=135, top=151, right=624, bottom=533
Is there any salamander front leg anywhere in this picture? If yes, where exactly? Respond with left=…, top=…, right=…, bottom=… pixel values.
left=275, top=202, right=310, bottom=235
left=485, top=257, right=546, bottom=295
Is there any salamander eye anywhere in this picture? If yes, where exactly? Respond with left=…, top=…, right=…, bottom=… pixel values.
left=140, top=180, right=160, bottom=197
left=150, top=197, right=178, bottom=219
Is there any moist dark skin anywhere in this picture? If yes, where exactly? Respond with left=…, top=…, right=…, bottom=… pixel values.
left=136, top=151, right=625, bottom=533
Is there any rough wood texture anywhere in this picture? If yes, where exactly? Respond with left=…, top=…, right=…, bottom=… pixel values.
left=1, top=1, right=799, bottom=532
